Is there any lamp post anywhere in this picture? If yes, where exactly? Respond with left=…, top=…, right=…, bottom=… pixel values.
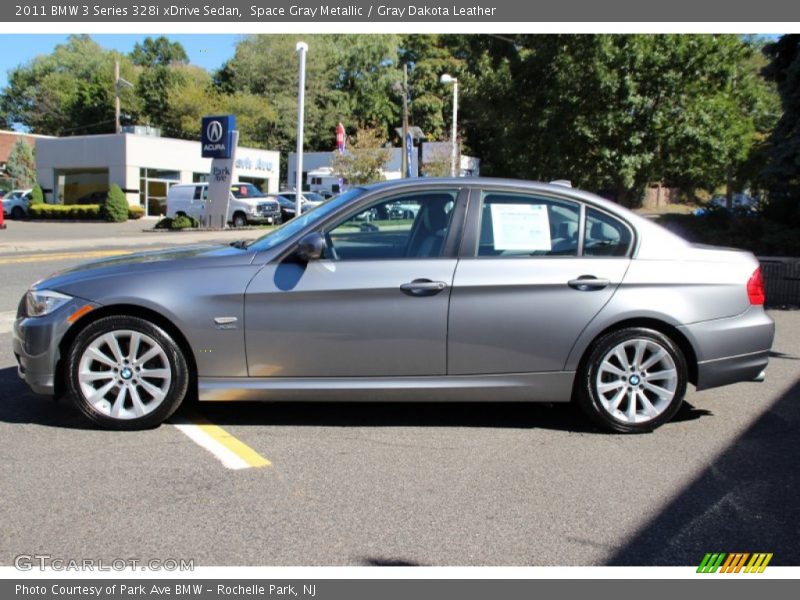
left=295, top=41, right=308, bottom=218
left=440, top=73, right=458, bottom=177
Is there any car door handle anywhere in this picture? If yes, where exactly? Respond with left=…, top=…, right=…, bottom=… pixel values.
left=400, top=279, right=447, bottom=297
left=567, top=276, right=610, bottom=291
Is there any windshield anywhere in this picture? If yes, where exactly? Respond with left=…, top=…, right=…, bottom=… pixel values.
left=247, top=188, right=366, bottom=252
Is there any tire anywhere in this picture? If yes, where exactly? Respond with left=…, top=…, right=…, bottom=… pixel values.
left=11, top=206, right=24, bottom=219
left=232, top=212, right=247, bottom=228
left=575, top=327, right=687, bottom=433
left=65, top=315, right=189, bottom=430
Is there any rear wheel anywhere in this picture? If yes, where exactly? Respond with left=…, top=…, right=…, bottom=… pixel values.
left=65, top=316, right=189, bottom=430
left=576, top=327, right=687, bottom=433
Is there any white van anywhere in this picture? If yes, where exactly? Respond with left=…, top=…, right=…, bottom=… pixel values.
left=166, top=183, right=281, bottom=227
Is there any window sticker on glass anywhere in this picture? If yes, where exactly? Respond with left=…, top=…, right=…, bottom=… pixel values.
left=490, top=203, right=552, bottom=251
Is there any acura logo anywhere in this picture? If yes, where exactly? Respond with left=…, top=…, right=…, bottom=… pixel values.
left=206, top=120, right=224, bottom=143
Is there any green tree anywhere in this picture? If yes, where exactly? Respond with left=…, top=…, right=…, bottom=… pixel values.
left=330, top=127, right=392, bottom=184
left=762, top=34, right=800, bottom=222
left=30, top=184, right=44, bottom=205
left=461, top=35, right=779, bottom=206
left=1, top=35, right=139, bottom=135
left=130, top=36, right=189, bottom=130
left=103, top=184, right=129, bottom=222
left=6, top=139, right=36, bottom=188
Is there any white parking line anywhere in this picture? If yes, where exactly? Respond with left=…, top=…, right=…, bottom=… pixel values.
left=1, top=311, right=17, bottom=332
left=171, top=412, right=271, bottom=470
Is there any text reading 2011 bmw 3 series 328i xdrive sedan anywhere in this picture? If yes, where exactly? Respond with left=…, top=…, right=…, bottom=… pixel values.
left=13, top=179, right=774, bottom=433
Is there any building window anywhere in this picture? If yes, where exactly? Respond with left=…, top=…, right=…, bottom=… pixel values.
left=55, top=168, right=109, bottom=204
left=139, top=168, right=180, bottom=217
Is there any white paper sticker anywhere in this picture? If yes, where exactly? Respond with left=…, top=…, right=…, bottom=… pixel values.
left=490, top=203, right=551, bottom=251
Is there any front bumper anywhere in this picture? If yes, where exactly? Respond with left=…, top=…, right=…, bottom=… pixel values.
left=679, top=306, right=775, bottom=391
left=248, top=212, right=281, bottom=225
left=12, top=298, right=99, bottom=396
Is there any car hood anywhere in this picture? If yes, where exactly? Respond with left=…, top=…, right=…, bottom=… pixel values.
left=32, top=244, right=255, bottom=294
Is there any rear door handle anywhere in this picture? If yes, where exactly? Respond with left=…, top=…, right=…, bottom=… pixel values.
left=400, top=279, right=447, bottom=297
left=567, top=276, right=610, bottom=291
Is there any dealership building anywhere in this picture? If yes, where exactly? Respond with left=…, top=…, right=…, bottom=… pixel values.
left=35, top=128, right=280, bottom=216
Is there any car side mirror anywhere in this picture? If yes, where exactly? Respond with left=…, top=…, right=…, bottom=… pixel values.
left=295, top=232, right=326, bottom=262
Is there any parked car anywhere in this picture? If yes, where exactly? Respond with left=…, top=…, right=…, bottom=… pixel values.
left=14, top=178, right=774, bottom=432
left=272, top=191, right=324, bottom=221
left=694, top=194, right=759, bottom=216
left=166, top=183, right=281, bottom=227
left=2, top=189, right=33, bottom=219
left=74, top=190, right=109, bottom=205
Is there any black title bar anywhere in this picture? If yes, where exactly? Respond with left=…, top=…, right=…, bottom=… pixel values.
left=4, top=0, right=800, bottom=22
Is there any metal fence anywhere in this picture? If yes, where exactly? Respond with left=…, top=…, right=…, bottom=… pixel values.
left=759, top=257, right=800, bottom=308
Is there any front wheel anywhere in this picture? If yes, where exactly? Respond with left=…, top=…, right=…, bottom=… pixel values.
left=65, top=316, right=189, bottom=430
left=232, top=212, right=247, bottom=228
left=575, top=327, right=687, bottom=433
left=11, top=206, right=25, bottom=219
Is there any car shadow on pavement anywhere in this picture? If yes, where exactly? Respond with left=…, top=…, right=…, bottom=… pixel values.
left=0, top=364, right=718, bottom=433
left=607, top=376, right=800, bottom=566
left=185, top=398, right=711, bottom=434
left=0, top=366, right=94, bottom=429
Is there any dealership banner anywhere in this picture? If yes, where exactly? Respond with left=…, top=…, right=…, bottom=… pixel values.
left=4, top=579, right=799, bottom=599
left=3, top=0, right=800, bottom=22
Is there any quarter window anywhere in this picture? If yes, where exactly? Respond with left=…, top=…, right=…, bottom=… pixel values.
left=326, top=191, right=458, bottom=260
left=477, top=192, right=580, bottom=257
left=583, top=208, right=632, bottom=257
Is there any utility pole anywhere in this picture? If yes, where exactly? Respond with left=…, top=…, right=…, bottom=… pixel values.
left=115, top=60, right=120, bottom=134
left=114, top=60, right=133, bottom=134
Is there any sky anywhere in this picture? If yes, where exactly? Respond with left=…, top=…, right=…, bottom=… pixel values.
left=0, top=34, right=242, bottom=89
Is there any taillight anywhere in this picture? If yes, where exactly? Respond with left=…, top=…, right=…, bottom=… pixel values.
left=747, top=267, right=766, bottom=305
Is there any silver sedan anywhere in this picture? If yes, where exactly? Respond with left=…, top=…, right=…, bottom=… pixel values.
left=13, top=179, right=774, bottom=432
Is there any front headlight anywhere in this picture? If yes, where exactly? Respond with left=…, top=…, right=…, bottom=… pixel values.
left=25, top=290, right=72, bottom=317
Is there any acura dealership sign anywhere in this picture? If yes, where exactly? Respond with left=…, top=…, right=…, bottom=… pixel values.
left=201, top=115, right=236, bottom=159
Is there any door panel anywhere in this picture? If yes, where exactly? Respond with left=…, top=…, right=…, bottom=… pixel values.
left=245, top=259, right=457, bottom=377
left=448, top=257, right=630, bottom=375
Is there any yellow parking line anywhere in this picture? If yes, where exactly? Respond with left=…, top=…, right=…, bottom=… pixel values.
left=0, top=250, right=131, bottom=264
left=172, top=411, right=271, bottom=470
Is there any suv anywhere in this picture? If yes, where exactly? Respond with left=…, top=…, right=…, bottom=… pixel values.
left=2, top=189, right=33, bottom=219
left=166, top=183, right=281, bottom=227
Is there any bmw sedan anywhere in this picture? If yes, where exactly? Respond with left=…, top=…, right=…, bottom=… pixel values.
left=13, top=179, right=774, bottom=433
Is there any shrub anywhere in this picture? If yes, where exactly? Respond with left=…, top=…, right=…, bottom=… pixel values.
left=28, top=204, right=102, bottom=220
left=102, top=184, right=129, bottom=222
left=128, top=205, right=145, bottom=220
left=154, top=215, right=199, bottom=230
left=30, top=184, right=44, bottom=205
left=170, top=215, right=199, bottom=230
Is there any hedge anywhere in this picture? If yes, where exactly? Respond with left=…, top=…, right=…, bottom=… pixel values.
left=155, top=215, right=199, bottom=230
left=128, top=205, right=145, bottom=220
left=28, top=204, right=102, bottom=220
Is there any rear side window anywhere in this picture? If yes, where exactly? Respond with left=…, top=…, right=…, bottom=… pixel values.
left=477, top=192, right=580, bottom=257
left=583, top=208, right=632, bottom=257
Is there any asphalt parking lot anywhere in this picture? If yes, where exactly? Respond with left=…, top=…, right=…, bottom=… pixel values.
left=0, top=245, right=798, bottom=567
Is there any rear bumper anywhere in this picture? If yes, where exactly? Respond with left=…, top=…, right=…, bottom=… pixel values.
left=679, top=306, right=775, bottom=391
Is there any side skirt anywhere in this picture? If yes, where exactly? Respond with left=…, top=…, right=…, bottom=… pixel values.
left=198, top=372, right=576, bottom=403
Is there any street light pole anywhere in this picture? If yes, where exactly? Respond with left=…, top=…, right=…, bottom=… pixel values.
left=401, top=63, right=409, bottom=178
left=295, top=41, right=308, bottom=218
left=440, top=73, right=459, bottom=177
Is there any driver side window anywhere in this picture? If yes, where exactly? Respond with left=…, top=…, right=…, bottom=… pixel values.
left=325, top=191, right=458, bottom=260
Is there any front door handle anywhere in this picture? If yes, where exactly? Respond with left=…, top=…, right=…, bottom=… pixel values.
left=400, top=279, right=447, bottom=297
left=567, top=275, right=610, bottom=291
